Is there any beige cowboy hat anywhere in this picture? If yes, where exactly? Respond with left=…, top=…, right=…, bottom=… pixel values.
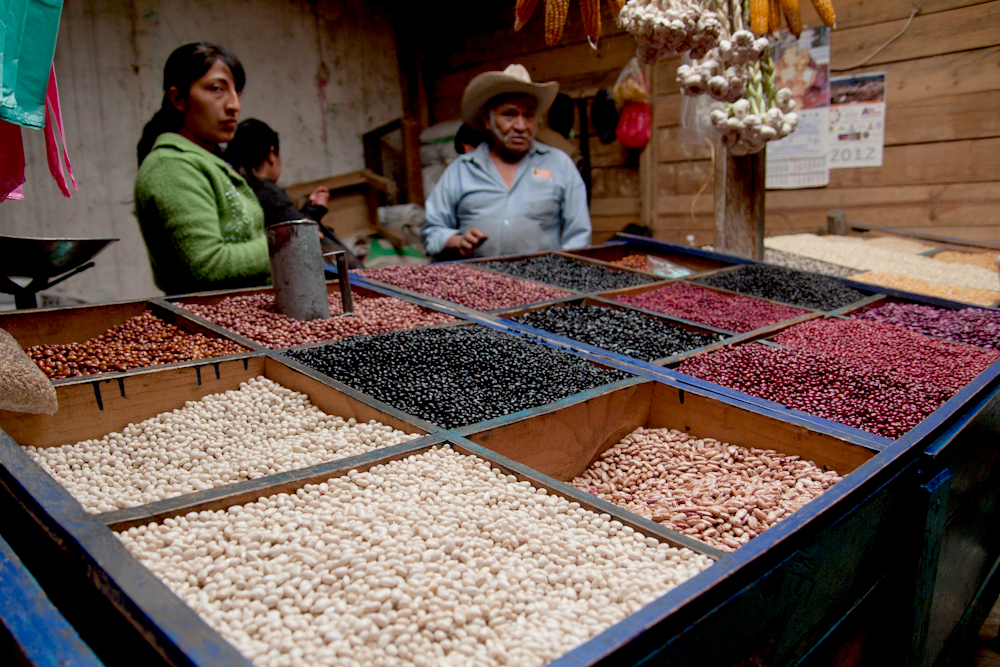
left=461, top=64, right=559, bottom=131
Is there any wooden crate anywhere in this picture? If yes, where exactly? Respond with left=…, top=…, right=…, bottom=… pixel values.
left=457, top=377, right=877, bottom=484
left=162, top=277, right=464, bottom=351
left=0, top=299, right=256, bottom=384
left=0, top=533, right=103, bottom=667
left=496, top=295, right=737, bottom=368
left=0, top=354, right=432, bottom=449
left=465, top=251, right=671, bottom=296
left=566, top=239, right=737, bottom=277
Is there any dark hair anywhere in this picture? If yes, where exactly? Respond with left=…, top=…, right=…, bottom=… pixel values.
left=453, top=123, right=485, bottom=154
left=136, top=42, right=246, bottom=166
left=226, top=119, right=279, bottom=182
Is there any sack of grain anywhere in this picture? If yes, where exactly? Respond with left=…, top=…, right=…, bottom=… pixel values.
left=0, top=329, right=57, bottom=414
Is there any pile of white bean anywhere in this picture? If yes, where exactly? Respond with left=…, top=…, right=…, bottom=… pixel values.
left=765, top=234, right=1000, bottom=292
left=25, top=377, right=419, bottom=513
left=116, top=447, right=714, bottom=667
left=571, top=428, right=840, bottom=553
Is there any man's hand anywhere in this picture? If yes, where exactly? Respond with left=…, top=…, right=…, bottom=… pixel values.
left=308, top=186, right=330, bottom=208
left=444, top=229, right=489, bottom=257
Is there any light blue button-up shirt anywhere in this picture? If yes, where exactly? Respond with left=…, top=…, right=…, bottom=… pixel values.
left=421, top=141, right=592, bottom=257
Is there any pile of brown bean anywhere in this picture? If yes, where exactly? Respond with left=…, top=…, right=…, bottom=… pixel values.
left=179, top=293, right=456, bottom=349
left=677, top=343, right=951, bottom=439
left=615, top=282, right=808, bottom=333
left=356, top=263, right=569, bottom=311
left=572, top=427, right=840, bottom=552
left=26, top=312, right=245, bottom=380
left=611, top=254, right=650, bottom=271
left=773, top=318, right=1000, bottom=392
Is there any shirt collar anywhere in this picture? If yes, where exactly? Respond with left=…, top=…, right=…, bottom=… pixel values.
left=466, top=139, right=549, bottom=170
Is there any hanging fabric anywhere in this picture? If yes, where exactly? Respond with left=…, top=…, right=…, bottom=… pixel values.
left=43, top=64, right=74, bottom=197
left=0, top=119, right=26, bottom=202
left=0, top=0, right=64, bottom=129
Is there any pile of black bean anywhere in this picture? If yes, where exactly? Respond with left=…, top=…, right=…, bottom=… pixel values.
left=695, top=265, right=867, bottom=311
left=509, top=305, right=724, bottom=361
left=283, top=326, right=632, bottom=429
left=478, top=254, right=659, bottom=293
left=764, top=249, right=856, bottom=279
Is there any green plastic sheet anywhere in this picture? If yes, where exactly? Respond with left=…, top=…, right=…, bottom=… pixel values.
left=1, top=0, right=63, bottom=129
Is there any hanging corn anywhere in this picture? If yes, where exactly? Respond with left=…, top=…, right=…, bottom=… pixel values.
left=780, top=0, right=802, bottom=36
left=750, top=0, right=770, bottom=35
left=581, top=0, right=602, bottom=46
left=544, top=0, right=571, bottom=45
left=514, top=0, right=542, bottom=31
left=769, top=0, right=782, bottom=33
left=809, top=0, right=836, bottom=26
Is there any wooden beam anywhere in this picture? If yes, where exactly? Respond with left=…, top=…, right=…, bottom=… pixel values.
left=401, top=117, right=425, bottom=207
left=713, top=143, right=765, bottom=259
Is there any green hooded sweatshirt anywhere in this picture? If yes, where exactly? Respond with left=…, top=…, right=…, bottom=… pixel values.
left=135, top=132, right=270, bottom=295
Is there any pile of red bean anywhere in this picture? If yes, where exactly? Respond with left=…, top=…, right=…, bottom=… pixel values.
left=355, top=263, right=569, bottom=311
left=677, top=343, right=952, bottom=439
left=851, top=302, right=1000, bottom=351
left=179, top=293, right=456, bottom=349
left=26, top=312, right=245, bottom=380
left=773, top=319, right=1000, bottom=392
left=615, top=283, right=808, bottom=333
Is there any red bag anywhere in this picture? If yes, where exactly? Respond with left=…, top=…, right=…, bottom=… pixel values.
left=616, top=101, right=652, bottom=150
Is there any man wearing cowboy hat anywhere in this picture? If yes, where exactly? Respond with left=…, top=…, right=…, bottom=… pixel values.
left=421, top=64, right=591, bottom=258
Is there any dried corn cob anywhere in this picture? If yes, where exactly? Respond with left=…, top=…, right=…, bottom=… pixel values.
left=607, top=0, right=626, bottom=12
left=545, top=0, right=570, bottom=45
left=581, top=0, right=602, bottom=46
left=751, top=0, right=770, bottom=36
left=810, top=0, right=836, bottom=26
left=781, top=0, right=802, bottom=36
left=769, top=0, right=782, bottom=32
left=515, top=0, right=542, bottom=31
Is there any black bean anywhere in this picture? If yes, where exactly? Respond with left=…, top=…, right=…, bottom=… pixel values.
left=509, top=305, right=723, bottom=361
left=283, top=326, right=631, bottom=429
left=695, top=265, right=866, bottom=311
left=478, top=255, right=659, bottom=293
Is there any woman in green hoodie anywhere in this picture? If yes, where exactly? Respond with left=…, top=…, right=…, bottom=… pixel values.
left=135, top=43, right=270, bottom=295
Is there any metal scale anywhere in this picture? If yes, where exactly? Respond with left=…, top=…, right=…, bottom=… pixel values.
left=0, top=234, right=118, bottom=309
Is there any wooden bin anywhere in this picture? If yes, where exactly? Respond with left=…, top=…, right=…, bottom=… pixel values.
left=277, top=321, right=639, bottom=432
left=496, top=295, right=738, bottom=368
left=451, top=375, right=930, bottom=666
left=0, top=533, right=103, bottom=667
left=0, top=299, right=257, bottom=384
left=566, top=239, right=739, bottom=278
left=465, top=251, right=670, bottom=298
left=161, top=278, right=464, bottom=351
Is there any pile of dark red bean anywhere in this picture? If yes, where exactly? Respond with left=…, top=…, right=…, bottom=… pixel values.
left=355, top=263, right=568, bottom=311
left=677, top=343, right=951, bottom=439
left=850, top=301, right=1000, bottom=351
left=615, top=282, right=808, bottom=333
left=179, top=292, right=455, bottom=349
left=284, top=325, right=631, bottom=428
left=26, top=312, right=245, bottom=380
left=678, top=317, right=1000, bottom=438
left=695, top=265, right=866, bottom=311
left=508, top=304, right=723, bottom=361
left=478, top=254, right=659, bottom=293
left=773, top=318, right=1000, bottom=392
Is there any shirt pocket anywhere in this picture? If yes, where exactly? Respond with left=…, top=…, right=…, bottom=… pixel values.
left=526, top=181, right=563, bottom=225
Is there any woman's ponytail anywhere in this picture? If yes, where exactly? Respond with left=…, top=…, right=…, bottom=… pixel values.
left=137, top=96, right=184, bottom=166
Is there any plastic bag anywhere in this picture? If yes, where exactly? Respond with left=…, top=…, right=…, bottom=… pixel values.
left=0, top=329, right=57, bottom=414
left=616, top=102, right=652, bottom=150
left=647, top=256, right=693, bottom=279
left=612, top=58, right=650, bottom=106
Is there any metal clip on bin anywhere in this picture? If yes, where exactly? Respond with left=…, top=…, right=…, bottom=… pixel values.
left=324, top=250, right=354, bottom=316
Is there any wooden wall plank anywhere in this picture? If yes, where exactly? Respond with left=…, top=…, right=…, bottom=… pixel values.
left=827, top=138, right=1000, bottom=187
left=797, top=0, right=991, bottom=29
left=830, top=2, right=1000, bottom=67
left=884, top=90, right=1000, bottom=145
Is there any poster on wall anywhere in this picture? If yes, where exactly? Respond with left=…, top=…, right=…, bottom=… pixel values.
left=828, top=72, right=886, bottom=169
left=765, top=27, right=831, bottom=190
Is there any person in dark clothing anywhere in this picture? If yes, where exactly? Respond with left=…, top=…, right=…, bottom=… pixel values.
left=226, top=119, right=361, bottom=267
